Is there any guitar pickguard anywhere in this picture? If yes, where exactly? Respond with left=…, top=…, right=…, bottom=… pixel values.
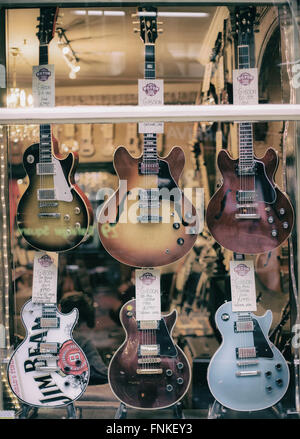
left=157, top=318, right=177, bottom=357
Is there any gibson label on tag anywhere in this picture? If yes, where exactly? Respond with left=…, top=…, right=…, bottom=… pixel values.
left=32, top=252, right=58, bottom=304
left=138, top=79, right=164, bottom=134
left=135, top=268, right=161, bottom=321
left=230, top=260, right=257, bottom=312
left=32, top=64, right=55, bottom=107
left=233, top=68, right=258, bottom=105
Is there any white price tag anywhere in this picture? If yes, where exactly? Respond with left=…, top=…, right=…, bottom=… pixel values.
left=135, top=268, right=161, bottom=321
left=233, top=68, right=258, bottom=105
left=230, top=260, right=257, bottom=312
left=32, top=64, right=55, bottom=107
left=138, top=79, right=164, bottom=134
left=32, top=251, right=58, bottom=304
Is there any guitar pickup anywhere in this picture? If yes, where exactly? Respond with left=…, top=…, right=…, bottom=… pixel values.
left=235, top=213, right=260, bottom=220
left=139, top=201, right=160, bottom=209
left=39, top=202, right=59, bottom=208
left=236, top=347, right=257, bottom=359
left=39, top=342, right=59, bottom=354
left=40, top=317, right=60, bottom=328
left=237, top=360, right=259, bottom=367
left=236, top=370, right=261, bottom=377
left=139, top=344, right=160, bottom=356
left=234, top=321, right=254, bottom=332
left=35, top=365, right=60, bottom=372
left=236, top=204, right=258, bottom=209
left=38, top=213, right=61, bottom=219
left=37, top=189, right=56, bottom=201
left=138, top=189, right=160, bottom=201
left=138, top=320, right=160, bottom=330
left=236, top=190, right=256, bottom=202
left=136, top=368, right=163, bottom=375
left=37, top=163, right=55, bottom=175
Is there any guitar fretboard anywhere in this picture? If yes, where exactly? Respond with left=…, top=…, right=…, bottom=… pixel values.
left=143, top=44, right=158, bottom=165
left=39, top=44, right=52, bottom=162
left=237, top=44, right=254, bottom=172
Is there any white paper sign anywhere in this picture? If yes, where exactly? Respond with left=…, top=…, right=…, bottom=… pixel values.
left=135, top=268, right=161, bottom=321
left=32, top=64, right=55, bottom=107
left=230, top=260, right=257, bottom=312
left=138, top=79, right=164, bottom=134
left=32, top=251, right=58, bottom=304
left=233, top=68, right=258, bottom=105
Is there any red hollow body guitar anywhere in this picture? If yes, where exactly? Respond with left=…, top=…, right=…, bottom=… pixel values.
left=206, top=7, right=294, bottom=255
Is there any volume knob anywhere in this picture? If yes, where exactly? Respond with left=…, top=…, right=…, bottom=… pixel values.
left=166, top=384, right=173, bottom=392
left=166, top=369, right=173, bottom=376
left=177, top=377, right=184, bottom=385
left=271, top=229, right=278, bottom=237
left=268, top=216, right=274, bottom=224
left=177, top=362, right=184, bottom=370
left=283, top=222, right=289, bottom=229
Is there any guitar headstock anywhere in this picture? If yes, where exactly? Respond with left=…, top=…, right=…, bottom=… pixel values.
left=36, top=7, right=59, bottom=45
left=132, top=6, right=163, bottom=44
left=231, top=6, right=258, bottom=44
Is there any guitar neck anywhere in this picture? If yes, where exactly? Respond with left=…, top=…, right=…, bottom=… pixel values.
left=143, top=44, right=158, bottom=163
left=39, top=43, right=52, bottom=161
left=237, top=42, right=254, bottom=170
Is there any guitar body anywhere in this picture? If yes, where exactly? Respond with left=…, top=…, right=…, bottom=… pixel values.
left=207, top=301, right=289, bottom=411
left=17, top=141, right=93, bottom=252
left=108, top=299, right=191, bottom=410
left=98, top=146, right=198, bottom=267
left=7, top=300, right=89, bottom=407
left=206, top=148, right=294, bottom=254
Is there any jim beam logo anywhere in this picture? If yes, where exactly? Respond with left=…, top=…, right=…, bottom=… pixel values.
left=234, top=263, right=250, bottom=277
left=139, top=271, right=156, bottom=285
left=143, top=82, right=160, bottom=96
left=36, top=67, right=51, bottom=82
left=237, top=72, right=254, bottom=86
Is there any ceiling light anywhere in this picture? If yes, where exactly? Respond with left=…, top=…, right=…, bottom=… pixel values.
left=88, top=11, right=103, bottom=16
left=137, top=11, right=209, bottom=18
left=103, top=11, right=125, bottom=16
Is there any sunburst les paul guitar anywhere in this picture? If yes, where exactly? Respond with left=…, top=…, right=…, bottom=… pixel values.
left=16, top=7, right=93, bottom=253
left=206, top=7, right=294, bottom=255
left=97, top=7, right=198, bottom=267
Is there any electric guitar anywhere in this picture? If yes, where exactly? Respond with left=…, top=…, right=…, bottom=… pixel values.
left=108, top=298, right=191, bottom=410
left=97, top=6, right=198, bottom=268
left=207, top=300, right=290, bottom=411
left=206, top=7, right=294, bottom=254
left=16, top=7, right=93, bottom=253
left=8, top=299, right=89, bottom=408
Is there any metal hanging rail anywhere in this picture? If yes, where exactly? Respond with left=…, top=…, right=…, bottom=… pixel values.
left=0, top=104, right=299, bottom=124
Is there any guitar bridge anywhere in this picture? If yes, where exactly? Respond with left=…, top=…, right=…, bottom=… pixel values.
left=136, top=368, right=163, bottom=375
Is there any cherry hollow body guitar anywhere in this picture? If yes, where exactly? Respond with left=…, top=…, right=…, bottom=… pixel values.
left=98, top=7, right=198, bottom=267
left=16, top=7, right=93, bottom=253
left=206, top=8, right=294, bottom=255
left=108, top=299, right=191, bottom=410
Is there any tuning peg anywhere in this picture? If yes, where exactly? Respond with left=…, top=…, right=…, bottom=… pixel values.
left=132, top=21, right=139, bottom=24
left=158, top=29, right=163, bottom=33
left=131, top=13, right=138, bottom=18
left=133, top=28, right=140, bottom=33
left=157, top=21, right=163, bottom=25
